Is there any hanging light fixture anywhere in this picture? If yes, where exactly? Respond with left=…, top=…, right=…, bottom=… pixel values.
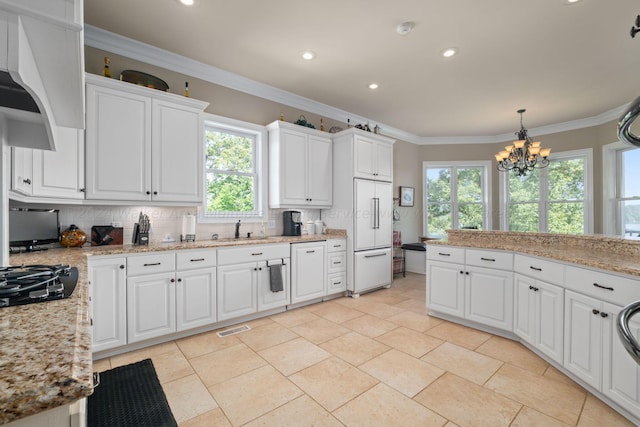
left=495, top=109, right=551, bottom=177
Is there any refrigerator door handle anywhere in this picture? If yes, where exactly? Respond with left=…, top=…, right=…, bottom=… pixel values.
left=364, top=252, right=387, bottom=258
left=373, top=198, right=380, bottom=229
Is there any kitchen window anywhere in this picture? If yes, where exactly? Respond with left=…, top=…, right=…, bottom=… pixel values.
left=603, top=142, right=640, bottom=238
left=423, top=161, right=492, bottom=237
left=500, top=148, right=593, bottom=234
left=201, top=115, right=267, bottom=222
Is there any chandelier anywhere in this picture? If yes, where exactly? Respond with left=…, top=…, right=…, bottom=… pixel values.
left=495, top=109, right=551, bottom=177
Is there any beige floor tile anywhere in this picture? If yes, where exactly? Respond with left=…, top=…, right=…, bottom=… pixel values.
left=209, top=365, right=303, bottom=426
left=309, top=301, right=365, bottom=323
left=244, top=316, right=276, bottom=328
left=110, top=341, right=179, bottom=368
left=342, top=313, right=399, bottom=338
left=319, top=331, right=390, bottom=366
left=91, top=358, right=111, bottom=373
left=190, top=342, right=266, bottom=387
left=162, top=374, right=218, bottom=423
left=360, top=348, right=445, bottom=397
left=543, top=365, right=586, bottom=393
left=511, top=406, right=571, bottom=427
left=577, top=394, right=636, bottom=426
left=485, top=363, right=586, bottom=425
left=475, top=336, right=548, bottom=375
left=237, top=321, right=299, bottom=351
left=270, top=308, right=321, bottom=328
left=258, top=337, right=331, bottom=376
left=176, top=329, right=241, bottom=359
left=415, top=373, right=522, bottom=427
left=291, top=318, right=350, bottom=344
left=243, top=395, right=343, bottom=427
left=333, top=382, right=447, bottom=426
left=421, top=342, right=503, bottom=385
left=355, top=300, right=406, bottom=319
left=148, top=348, right=195, bottom=384
left=387, top=310, right=443, bottom=332
left=376, top=326, right=443, bottom=358
left=425, top=320, right=492, bottom=350
left=289, top=357, right=378, bottom=411
left=444, top=422, right=461, bottom=427
left=178, top=408, right=231, bottom=427
left=360, top=290, right=410, bottom=305
left=394, top=298, right=430, bottom=315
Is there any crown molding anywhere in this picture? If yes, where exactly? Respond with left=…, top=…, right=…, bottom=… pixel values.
left=84, top=25, right=627, bottom=146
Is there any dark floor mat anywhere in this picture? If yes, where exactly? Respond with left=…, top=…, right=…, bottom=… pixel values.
left=87, top=359, right=177, bottom=427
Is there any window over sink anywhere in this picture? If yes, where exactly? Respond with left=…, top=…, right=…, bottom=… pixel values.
left=200, top=114, right=267, bottom=222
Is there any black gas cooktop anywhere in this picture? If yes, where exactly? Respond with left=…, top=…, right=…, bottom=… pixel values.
left=0, top=264, right=78, bottom=308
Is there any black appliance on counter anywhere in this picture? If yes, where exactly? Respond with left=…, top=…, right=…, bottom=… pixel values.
left=282, top=210, right=302, bottom=236
left=0, top=265, right=78, bottom=308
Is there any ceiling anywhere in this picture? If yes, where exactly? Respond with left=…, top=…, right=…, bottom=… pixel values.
left=83, top=0, right=640, bottom=142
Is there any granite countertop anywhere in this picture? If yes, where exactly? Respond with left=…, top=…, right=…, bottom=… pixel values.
left=428, top=230, right=640, bottom=278
left=0, top=231, right=346, bottom=424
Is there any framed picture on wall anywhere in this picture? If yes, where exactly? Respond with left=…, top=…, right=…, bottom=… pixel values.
left=400, top=186, right=414, bottom=207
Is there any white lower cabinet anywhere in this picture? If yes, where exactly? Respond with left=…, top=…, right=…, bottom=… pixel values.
left=353, top=248, right=392, bottom=294
left=217, top=262, right=258, bottom=321
left=465, top=266, right=513, bottom=331
left=291, top=242, right=326, bottom=304
left=176, top=267, right=217, bottom=331
left=89, top=257, right=127, bottom=353
left=217, top=244, right=290, bottom=320
left=603, top=303, right=640, bottom=419
left=427, top=260, right=465, bottom=317
left=127, top=272, right=176, bottom=343
left=326, top=238, right=347, bottom=295
left=514, top=273, right=564, bottom=364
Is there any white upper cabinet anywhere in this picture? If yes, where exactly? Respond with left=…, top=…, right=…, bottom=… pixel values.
left=267, top=120, right=332, bottom=208
left=10, top=127, right=85, bottom=200
left=353, top=134, right=393, bottom=181
left=85, top=74, right=208, bottom=203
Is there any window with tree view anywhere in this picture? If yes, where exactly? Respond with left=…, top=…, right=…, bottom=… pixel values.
left=618, top=148, right=640, bottom=239
left=424, top=162, right=490, bottom=237
left=204, top=124, right=261, bottom=217
left=503, top=149, right=591, bottom=234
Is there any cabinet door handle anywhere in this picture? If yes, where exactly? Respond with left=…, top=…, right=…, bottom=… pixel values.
left=23, top=178, right=31, bottom=185
left=459, top=271, right=464, bottom=274
left=365, top=253, right=387, bottom=258
left=593, top=283, right=614, bottom=291
left=170, top=278, right=175, bottom=283
left=251, top=252, right=263, bottom=256
left=79, top=188, right=85, bottom=192
left=306, top=250, right=316, bottom=254
left=438, top=252, right=451, bottom=257
left=190, top=258, right=205, bottom=262
left=592, top=309, right=600, bottom=315
left=143, top=262, right=161, bottom=267
left=177, top=278, right=182, bottom=282
left=529, top=266, right=542, bottom=272
left=146, top=191, right=151, bottom=195
left=119, top=265, right=125, bottom=269
left=480, top=257, right=496, bottom=262
left=600, top=312, right=609, bottom=318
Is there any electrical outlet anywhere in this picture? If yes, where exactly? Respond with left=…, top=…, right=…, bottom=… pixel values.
left=111, top=221, right=122, bottom=228
left=268, top=220, right=276, bottom=229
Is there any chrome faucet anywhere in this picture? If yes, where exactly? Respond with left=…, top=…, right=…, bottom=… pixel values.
left=235, top=220, right=241, bottom=239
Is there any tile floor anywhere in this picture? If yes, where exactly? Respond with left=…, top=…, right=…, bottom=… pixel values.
left=92, top=273, right=636, bottom=426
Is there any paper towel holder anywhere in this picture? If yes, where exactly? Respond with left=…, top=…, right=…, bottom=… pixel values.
left=181, top=214, right=196, bottom=242
left=180, top=233, right=196, bottom=242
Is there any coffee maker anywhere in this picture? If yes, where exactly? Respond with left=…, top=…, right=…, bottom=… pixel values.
left=282, top=210, right=302, bottom=236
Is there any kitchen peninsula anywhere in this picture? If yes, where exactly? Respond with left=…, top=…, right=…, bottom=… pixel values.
left=426, top=229, right=640, bottom=425
left=1, top=231, right=344, bottom=425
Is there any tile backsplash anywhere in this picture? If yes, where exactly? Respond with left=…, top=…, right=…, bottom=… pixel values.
left=53, top=205, right=323, bottom=244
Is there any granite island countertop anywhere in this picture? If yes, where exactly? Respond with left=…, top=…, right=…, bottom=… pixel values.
left=428, top=230, right=640, bottom=278
left=0, top=231, right=345, bottom=424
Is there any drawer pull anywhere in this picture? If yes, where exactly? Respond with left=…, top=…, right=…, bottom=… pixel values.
left=333, top=245, right=342, bottom=248
left=480, top=257, right=496, bottom=262
left=143, top=262, right=161, bottom=267
left=335, top=281, right=342, bottom=285
left=593, top=283, right=614, bottom=291
left=365, top=253, right=387, bottom=258
left=190, top=258, right=205, bottom=262
left=529, top=266, right=542, bottom=272
left=332, top=261, right=342, bottom=265
left=438, top=252, right=451, bottom=256
left=306, top=250, right=316, bottom=254
left=251, top=252, right=263, bottom=256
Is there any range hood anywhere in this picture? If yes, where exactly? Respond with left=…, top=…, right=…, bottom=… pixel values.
left=0, top=0, right=85, bottom=151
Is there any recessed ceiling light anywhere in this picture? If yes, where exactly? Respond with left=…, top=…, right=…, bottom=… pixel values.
left=441, top=47, right=458, bottom=58
left=396, top=21, right=415, bottom=36
left=368, top=83, right=379, bottom=90
left=563, top=0, right=581, bottom=4
left=177, top=0, right=198, bottom=5
left=301, top=51, right=316, bottom=60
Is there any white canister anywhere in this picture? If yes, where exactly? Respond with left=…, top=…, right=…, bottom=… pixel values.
left=314, top=220, right=324, bottom=235
left=306, top=221, right=316, bottom=235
